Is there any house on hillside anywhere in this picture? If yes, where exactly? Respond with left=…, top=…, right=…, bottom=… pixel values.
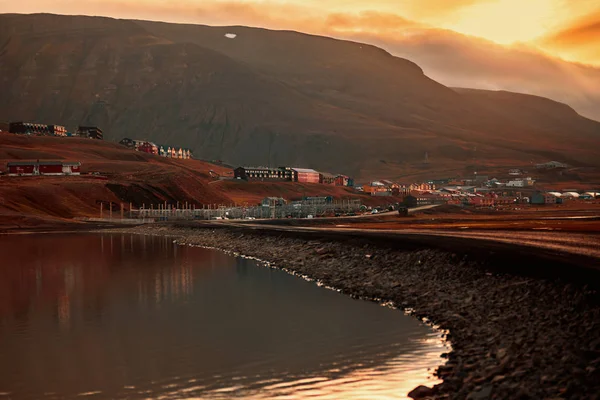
left=320, top=172, right=336, bottom=185
left=234, top=166, right=292, bottom=181
left=76, top=126, right=103, bottom=140
left=7, top=161, right=81, bottom=176
left=335, top=175, right=352, bottom=187
left=9, top=122, right=67, bottom=136
left=292, top=168, right=320, bottom=183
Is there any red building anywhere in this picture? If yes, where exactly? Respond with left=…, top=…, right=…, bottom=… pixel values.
left=320, top=173, right=336, bottom=185
left=292, top=168, right=320, bottom=183
left=335, top=175, right=349, bottom=186
left=7, top=161, right=81, bottom=176
left=137, top=142, right=158, bottom=155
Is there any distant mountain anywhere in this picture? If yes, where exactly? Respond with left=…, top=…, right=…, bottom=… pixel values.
left=1, top=13, right=599, bottom=180
left=340, top=29, right=600, bottom=123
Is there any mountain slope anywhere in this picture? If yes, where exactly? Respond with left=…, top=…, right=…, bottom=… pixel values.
left=1, top=13, right=599, bottom=180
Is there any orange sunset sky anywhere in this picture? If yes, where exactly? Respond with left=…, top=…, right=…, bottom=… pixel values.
left=1, top=0, right=599, bottom=65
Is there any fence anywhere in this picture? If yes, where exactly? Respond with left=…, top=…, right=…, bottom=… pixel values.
left=125, top=199, right=363, bottom=221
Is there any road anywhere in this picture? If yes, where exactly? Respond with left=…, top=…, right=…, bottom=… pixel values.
left=215, top=219, right=600, bottom=261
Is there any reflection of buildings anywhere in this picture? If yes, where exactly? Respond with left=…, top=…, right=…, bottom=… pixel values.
left=0, top=234, right=199, bottom=324
left=58, top=294, right=71, bottom=328
left=139, top=260, right=194, bottom=306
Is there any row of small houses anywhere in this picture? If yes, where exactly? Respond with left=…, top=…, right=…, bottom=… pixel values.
left=6, top=161, right=81, bottom=176
left=8, top=122, right=103, bottom=140
left=234, top=166, right=354, bottom=186
left=119, top=138, right=192, bottom=159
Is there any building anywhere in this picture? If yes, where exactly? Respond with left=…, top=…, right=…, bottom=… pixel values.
left=535, top=161, right=568, bottom=169
left=7, top=161, right=81, bottom=176
left=234, top=167, right=292, bottom=181
left=362, top=181, right=391, bottom=196
left=119, top=138, right=136, bottom=148
left=320, top=172, right=336, bottom=185
left=303, top=196, right=333, bottom=204
left=410, top=182, right=436, bottom=191
left=137, top=142, right=158, bottom=155
left=77, top=126, right=103, bottom=140
left=506, top=177, right=535, bottom=188
left=292, top=168, right=320, bottom=183
left=562, top=192, right=580, bottom=199
left=9, top=122, right=67, bottom=136
left=531, top=192, right=557, bottom=205
left=468, top=195, right=495, bottom=207
left=335, top=175, right=353, bottom=187
left=403, top=192, right=447, bottom=206
left=261, top=197, right=286, bottom=207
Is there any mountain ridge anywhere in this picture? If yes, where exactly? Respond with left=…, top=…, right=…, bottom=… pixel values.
left=1, top=13, right=598, bottom=180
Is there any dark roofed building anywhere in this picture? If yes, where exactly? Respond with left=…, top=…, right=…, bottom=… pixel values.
left=77, top=126, right=103, bottom=140
left=234, top=166, right=293, bottom=181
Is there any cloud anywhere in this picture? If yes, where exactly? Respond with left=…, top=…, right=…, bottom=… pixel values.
left=538, top=11, right=600, bottom=64
left=324, top=11, right=419, bottom=33
left=335, top=28, right=600, bottom=121
left=401, top=0, right=492, bottom=20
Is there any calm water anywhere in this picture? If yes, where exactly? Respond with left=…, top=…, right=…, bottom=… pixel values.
left=0, top=233, right=445, bottom=399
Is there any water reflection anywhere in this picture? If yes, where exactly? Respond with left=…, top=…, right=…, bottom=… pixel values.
left=0, top=233, right=445, bottom=399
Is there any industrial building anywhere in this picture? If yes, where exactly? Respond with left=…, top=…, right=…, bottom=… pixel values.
left=7, top=161, right=81, bottom=176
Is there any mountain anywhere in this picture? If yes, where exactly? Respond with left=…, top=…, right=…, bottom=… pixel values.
left=339, top=29, right=600, bottom=123
left=1, top=13, right=599, bottom=180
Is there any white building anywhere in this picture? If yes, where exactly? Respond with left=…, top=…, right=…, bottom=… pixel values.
left=506, top=177, right=535, bottom=187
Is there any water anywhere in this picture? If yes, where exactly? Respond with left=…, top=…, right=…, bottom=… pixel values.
left=0, top=233, right=445, bottom=399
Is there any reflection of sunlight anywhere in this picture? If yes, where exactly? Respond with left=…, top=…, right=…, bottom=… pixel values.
left=162, top=336, right=447, bottom=400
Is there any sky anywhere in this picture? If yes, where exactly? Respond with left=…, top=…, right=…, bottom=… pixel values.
left=2, top=0, right=599, bottom=65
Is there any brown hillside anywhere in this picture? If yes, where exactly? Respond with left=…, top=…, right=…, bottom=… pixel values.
left=0, top=14, right=599, bottom=181
left=0, top=133, right=381, bottom=229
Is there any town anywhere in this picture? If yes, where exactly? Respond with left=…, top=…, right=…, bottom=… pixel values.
left=2, top=121, right=599, bottom=215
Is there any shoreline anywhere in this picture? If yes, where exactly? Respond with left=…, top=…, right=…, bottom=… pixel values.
left=103, top=224, right=600, bottom=399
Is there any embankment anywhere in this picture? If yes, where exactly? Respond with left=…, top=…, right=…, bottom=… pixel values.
left=111, top=224, right=600, bottom=399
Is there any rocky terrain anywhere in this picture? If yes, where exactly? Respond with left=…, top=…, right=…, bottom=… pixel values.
left=2, top=14, right=599, bottom=180
left=113, top=224, right=600, bottom=399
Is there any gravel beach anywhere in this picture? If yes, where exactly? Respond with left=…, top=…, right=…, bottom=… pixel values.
left=109, top=224, right=600, bottom=399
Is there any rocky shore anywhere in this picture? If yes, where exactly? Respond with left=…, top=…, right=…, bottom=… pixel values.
left=112, top=224, right=600, bottom=399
